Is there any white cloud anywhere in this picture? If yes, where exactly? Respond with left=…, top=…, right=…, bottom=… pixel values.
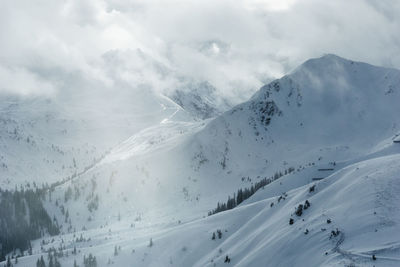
left=0, top=65, right=56, bottom=96
left=0, top=0, right=399, bottom=102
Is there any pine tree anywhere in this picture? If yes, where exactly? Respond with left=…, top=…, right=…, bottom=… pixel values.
left=224, top=255, right=231, bottom=263
left=49, top=253, right=54, bottom=267
left=40, top=255, right=46, bottom=267
left=54, top=257, right=61, bottom=267
left=217, top=230, right=222, bottom=239
left=295, top=204, right=303, bottom=216
left=6, top=256, right=12, bottom=267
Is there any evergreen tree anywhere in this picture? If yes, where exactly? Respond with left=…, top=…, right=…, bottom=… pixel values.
left=49, top=254, right=54, bottom=267
left=6, top=256, right=12, bottom=267
left=40, top=256, right=46, bottom=267
left=217, top=230, right=222, bottom=239
left=83, top=253, right=97, bottom=267
left=54, top=257, right=61, bottom=267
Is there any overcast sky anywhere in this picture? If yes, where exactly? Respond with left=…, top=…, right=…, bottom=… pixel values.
left=1, top=0, right=399, bottom=101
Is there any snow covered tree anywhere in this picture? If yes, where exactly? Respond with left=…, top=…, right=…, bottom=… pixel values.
left=295, top=204, right=303, bottom=216
left=304, top=200, right=310, bottom=209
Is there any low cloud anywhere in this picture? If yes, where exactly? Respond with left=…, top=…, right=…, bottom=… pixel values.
left=0, top=65, right=56, bottom=96
left=0, top=0, right=399, bottom=102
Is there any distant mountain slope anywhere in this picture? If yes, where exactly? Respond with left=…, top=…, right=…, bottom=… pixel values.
left=190, top=54, right=400, bottom=177
left=46, top=54, right=400, bottom=231
left=0, top=89, right=191, bottom=189
left=2, top=54, right=400, bottom=267
left=169, top=81, right=232, bottom=119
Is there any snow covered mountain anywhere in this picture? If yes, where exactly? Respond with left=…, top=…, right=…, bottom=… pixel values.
left=1, top=54, right=400, bottom=267
left=0, top=87, right=191, bottom=189
left=190, top=54, right=400, bottom=177
left=169, top=81, right=232, bottom=119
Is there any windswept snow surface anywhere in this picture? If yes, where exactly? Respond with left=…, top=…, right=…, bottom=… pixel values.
left=101, top=121, right=206, bottom=164
left=8, top=151, right=400, bottom=267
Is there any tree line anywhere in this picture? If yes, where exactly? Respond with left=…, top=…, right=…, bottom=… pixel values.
left=208, top=167, right=295, bottom=216
left=0, top=186, right=60, bottom=261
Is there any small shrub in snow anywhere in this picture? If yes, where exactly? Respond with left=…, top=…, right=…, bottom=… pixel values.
left=295, top=204, right=303, bottom=216
left=289, top=218, right=294, bottom=225
left=224, top=255, right=231, bottom=263
left=304, top=200, right=310, bottom=209
left=217, top=230, right=223, bottom=239
left=329, top=229, right=340, bottom=239
left=309, top=185, right=315, bottom=193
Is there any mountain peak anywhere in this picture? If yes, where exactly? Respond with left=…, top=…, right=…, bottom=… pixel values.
left=294, top=54, right=356, bottom=73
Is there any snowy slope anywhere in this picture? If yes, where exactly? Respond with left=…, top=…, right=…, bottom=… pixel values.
left=169, top=81, right=232, bottom=119
left=45, top=54, right=400, bottom=229
left=7, top=150, right=400, bottom=267
left=189, top=54, right=400, bottom=182
left=1, top=54, right=400, bottom=266
left=0, top=88, right=191, bottom=189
